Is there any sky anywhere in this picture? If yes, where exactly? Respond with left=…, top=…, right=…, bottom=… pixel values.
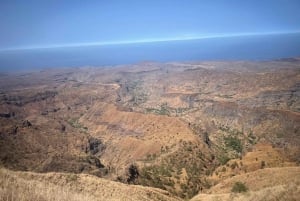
left=0, top=0, right=300, bottom=50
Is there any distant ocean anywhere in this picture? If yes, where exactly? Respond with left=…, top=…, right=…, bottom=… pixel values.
left=0, top=33, right=300, bottom=72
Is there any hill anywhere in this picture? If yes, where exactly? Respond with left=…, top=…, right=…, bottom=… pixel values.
left=191, top=167, right=300, bottom=201
left=0, top=167, right=182, bottom=201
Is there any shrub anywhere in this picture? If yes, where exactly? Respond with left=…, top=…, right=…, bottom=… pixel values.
left=224, top=136, right=243, bottom=153
left=221, top=167, right=226, bottom=172
left=261, top=161, right=266, bottom=169
left=231, top=182, right=248, bottom=193
left=66, top=174, right=78, bottom=182
left=218, top=154, right=230, bottom=165
left=127, top=164, right=139, bottom=184
left=230, top=161, right=238, bottom=170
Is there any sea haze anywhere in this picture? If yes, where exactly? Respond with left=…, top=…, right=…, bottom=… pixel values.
left=0, top=33, right=300, bottom=72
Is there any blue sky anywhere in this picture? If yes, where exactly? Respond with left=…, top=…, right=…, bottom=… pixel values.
left=1, top=0, right=300, bottom=50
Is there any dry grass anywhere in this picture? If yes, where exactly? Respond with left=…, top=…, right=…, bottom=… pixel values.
left=0, top=168, right=96, bottom=201
left=0, top=168, right=182, bottom=201
left=191, top=183, right=300, bottom=201
left=191, top=167, right=300, bottom=201
left=211, top=143, right=298, bottom=182
left=207, top=167, right=300, bottom=193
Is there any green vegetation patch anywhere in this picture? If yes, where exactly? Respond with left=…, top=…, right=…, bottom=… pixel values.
left=224, top=135, right=243, bottom=153
left=146, top=103, right=170, bottom=116
left=65, top=173, right=78, bottom=182
left=67, top=117, right=88, bottom=133
left=231, top=182, right=248, bottom=193
left=139, top=165, right=173, bottom=190
left=138, top=141, right=214, bottom=199
left=217, top=154, right=230, bottom=165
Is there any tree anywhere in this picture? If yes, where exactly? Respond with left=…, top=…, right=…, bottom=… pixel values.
left=127, top=164, right=139, bottom=184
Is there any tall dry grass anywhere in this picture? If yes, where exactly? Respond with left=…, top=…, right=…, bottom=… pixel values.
left=0, top=168, right=182, bottom=201
left=0, top=168, right=97, bottom=201
left=191, top=183, right=300, bottom=201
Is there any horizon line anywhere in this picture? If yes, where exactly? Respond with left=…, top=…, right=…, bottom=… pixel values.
left=1, top=30, right=300, bottom=52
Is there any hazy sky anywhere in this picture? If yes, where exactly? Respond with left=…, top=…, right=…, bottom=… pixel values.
left=1, top=0, right=300, bottom=50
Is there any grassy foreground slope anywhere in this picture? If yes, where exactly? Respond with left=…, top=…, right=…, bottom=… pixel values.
left=0, top=168, right=182, bottom=201
left=1, top=167, right=299, bottom=201
left=191, top=167, right=300, bottom=201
